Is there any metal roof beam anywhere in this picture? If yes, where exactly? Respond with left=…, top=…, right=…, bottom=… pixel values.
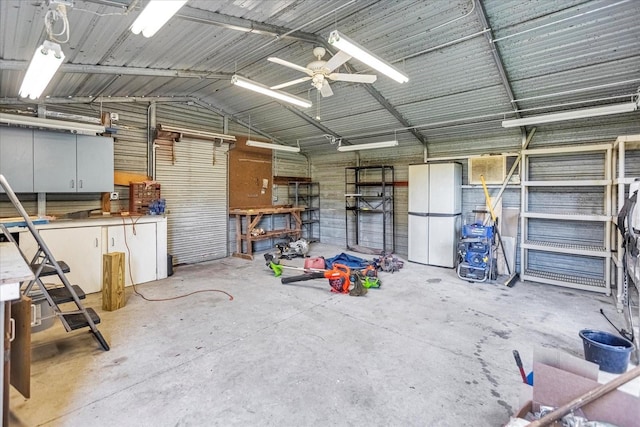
left=176, top=7, right=319, bottom=44
left=280, top=105, right=351, bottom=146
left=82, top=0, right=318, bottom=43
left=0, top=60, right=230, bottom=80
left=475, top=0, right=522, bottom=120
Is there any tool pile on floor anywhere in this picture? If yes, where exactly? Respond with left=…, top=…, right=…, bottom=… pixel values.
left=264, top=245, right=404, bottom=297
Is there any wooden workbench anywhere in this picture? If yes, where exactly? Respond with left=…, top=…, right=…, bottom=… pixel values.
left=229, top=207, right=304, bottom=260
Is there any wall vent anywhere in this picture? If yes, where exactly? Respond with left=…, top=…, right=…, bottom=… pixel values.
left=469, top=155, right=506, bottom=184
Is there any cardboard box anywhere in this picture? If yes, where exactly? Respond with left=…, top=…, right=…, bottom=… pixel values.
left=511, top=348, right=639, bottom=427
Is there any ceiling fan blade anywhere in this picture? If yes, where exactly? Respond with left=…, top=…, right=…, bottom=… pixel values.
left=328, top=73, right=377, bottom=84
left=320, top=80, right=334, bottom=97
left=270, top=76, right=312, bottom=90
left=267, top=57, right=313, bottom=75
left=324, top=50, right=352, bottom=72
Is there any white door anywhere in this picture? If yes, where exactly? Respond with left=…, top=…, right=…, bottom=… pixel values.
left=408, top=164, right=429, bottom=213
left=19, top=227, right=103, bottom=294
left=428, top=216, right=460, bottom=268
left=107, top=222, right=157, bottom=285
left=408, top=214, right=429, bottom=264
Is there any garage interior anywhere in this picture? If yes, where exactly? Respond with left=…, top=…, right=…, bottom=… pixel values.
left=0, top=0, right=639, bottom=425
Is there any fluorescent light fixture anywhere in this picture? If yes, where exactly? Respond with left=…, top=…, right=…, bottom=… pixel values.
left=328, top=30, right=408, bottom=84
left=231, top=75, right=312, bottom=108
left=130, top=0, right=188, bottom=38
left=0, top=113, right=105, bottom=135
left=18, top=40, right=65, bottom=100
left=337, top=140, right=399, bottom=152
left=502, top=102, right=638, bottom=128
left=246, top=140, right=300, bottom=153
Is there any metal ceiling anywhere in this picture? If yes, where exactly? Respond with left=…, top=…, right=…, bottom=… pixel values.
left=0, top=0, right=638, bottom=154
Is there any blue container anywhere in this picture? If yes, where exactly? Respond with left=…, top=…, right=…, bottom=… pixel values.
left=579, top=329, right=635, bottom=374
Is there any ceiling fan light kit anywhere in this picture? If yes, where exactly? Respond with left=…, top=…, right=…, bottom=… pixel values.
left=246, top=140, right=301, bottom=153
left=130, top=0, right=188, bottom=38
left=328, top=30, right=409, bottom=84
left=19, top=40, right=65, bottom=100
left=501, top=101, right=639, bottom=128
left=231, top=75, right=312, bottom=108
left=337, top=140, right=399, bottom=152
left=267, top=46, right=377, bottom=98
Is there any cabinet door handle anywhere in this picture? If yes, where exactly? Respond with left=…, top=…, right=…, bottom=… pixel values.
left=79, top=180, right=83, bottom=188
left=95, top=238, right=99, bottom=247
left=111, top=237, right=115, bottom=246
left=9, top=318, right=15, bottom=342
left=31, top=304, right=37, bottom=326
left=71, top=179, right=75, bottom=189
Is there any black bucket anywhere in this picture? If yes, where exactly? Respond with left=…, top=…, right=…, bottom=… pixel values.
left=579, top=329, right=635, bottom=374
left=167, top=254, right=174, bottom=276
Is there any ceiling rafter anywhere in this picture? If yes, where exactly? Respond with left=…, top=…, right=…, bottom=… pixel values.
left=0, top=60, right=231, bottom=79
left=475, top=0, right=523, bottom=129
left=281, top=104, right=351, bottom=146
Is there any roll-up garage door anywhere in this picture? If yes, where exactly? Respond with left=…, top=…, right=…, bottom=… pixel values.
left=155, top=137, right=228, bottom=264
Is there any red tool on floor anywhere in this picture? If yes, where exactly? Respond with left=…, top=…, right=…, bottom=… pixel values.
left=280, top=263, right=351, bottom=294
left=512, top=350, right=528, bottom=384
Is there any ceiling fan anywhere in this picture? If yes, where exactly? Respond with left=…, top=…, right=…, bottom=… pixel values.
left=267, top=47, right=377, bottom=97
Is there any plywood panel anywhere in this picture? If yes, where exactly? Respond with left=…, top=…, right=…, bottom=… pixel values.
left=229, top=137, right=272, bottom=209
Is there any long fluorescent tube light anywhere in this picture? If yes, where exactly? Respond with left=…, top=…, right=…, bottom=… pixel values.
left=18, top=40, right=65, bottom=100
left=0, top=113, right=105, bottom=135
left=502, top=102, right=638, bottom=128
left=130, top=0, right=188, bottom=38
left=337, top=140, right=399, bottom=152
left=246, top=140, right=300, bottom=153
left=231, top=75, right=312, bottom=108
left=328, top=30, right=408, bottom=84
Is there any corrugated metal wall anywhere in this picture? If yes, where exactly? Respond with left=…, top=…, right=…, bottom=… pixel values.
left=310, top=144, right=424, bottom=255
left=306, top=116, right=640, bottom=277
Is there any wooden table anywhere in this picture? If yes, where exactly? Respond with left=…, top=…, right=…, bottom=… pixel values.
left=0, top=242, right=34, bottom=427
left=230, top=207, right=305, bottom=260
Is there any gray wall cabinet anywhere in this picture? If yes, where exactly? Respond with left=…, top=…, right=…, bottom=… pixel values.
left=32, top=130, right=113, bottom=193
left=76, top=135, right=114, bottom=192
left=0, top=127, right=34, bottom=193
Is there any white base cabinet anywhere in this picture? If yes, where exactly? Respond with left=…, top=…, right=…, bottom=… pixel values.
left=15, top=216, right=167, bottom=294
left=107, top=223, right=158, bottom=286
left=19, top=227, right=103, bottom=294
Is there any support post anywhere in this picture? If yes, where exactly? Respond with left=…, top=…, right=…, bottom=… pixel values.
left=102, top=252, right=125, bottom=311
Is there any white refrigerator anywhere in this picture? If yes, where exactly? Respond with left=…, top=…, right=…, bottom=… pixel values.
left=408, top=163, right=462, bottom=267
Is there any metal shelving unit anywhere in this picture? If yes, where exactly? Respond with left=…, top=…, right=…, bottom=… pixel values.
left=520, top=144, right=613, bottom=294
left=288, top=181, right=320, bottom=242
left=345, top=166, right=394, bottom=253
left=611, top=135, right=640, bottom=335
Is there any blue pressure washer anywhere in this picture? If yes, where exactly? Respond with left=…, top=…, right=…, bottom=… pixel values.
left=456, top=220, right=497, bottom=283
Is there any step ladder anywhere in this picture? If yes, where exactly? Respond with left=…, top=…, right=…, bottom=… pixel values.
left=0, top=174, right=109, bottom=351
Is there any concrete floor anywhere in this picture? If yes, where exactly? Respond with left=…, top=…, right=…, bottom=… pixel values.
left=9, top=243, right=638, bottom=427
